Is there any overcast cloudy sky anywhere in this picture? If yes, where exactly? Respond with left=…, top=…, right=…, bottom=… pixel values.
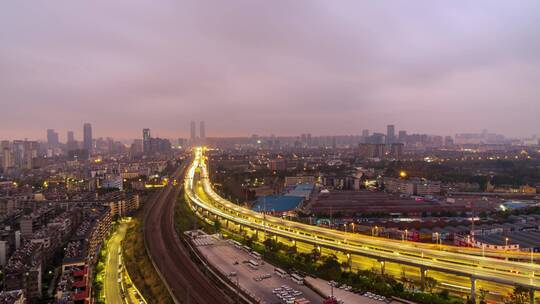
left=1, top=1, right=539, bottom=140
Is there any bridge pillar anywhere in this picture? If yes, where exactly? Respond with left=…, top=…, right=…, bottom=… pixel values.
left=420, top=267, right=427, bottom=291
left=470, top=277, right=476, bottom=304
left=530, top=289, right=535, bottom=304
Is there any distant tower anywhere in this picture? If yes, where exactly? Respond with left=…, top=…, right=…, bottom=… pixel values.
left=1, top=141, right=12, bottom=170
left=47, top=129, right=59, bottom=146
left=190, top=121, right=197, bottom=143
left=386, top=125, right=395, bottom=144
left=398, top=130, right=407, bottom=143
left=199, top=121, right=206, bottom=140
left=83, top=123, right=93, bottom=153
left=67, top=131, right=75, bottom=144
left=362, top=129, right=369, bottom=138
left=67, top=131, right=76, bottom=151
left=143, top=128, right=151, bottom=154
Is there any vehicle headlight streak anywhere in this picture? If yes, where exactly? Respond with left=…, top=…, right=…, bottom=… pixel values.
left=185, top=148, right=539, bottom=290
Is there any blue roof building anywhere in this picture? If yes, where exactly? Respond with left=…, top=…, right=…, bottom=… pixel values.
left=251, top=195, right=303, bottom=213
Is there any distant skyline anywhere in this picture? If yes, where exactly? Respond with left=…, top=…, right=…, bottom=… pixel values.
left=1, top=1, right=539, bottom=140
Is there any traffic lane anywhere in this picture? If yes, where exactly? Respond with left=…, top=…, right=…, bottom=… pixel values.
left=105, top=223, right=128, bottom=304
left=144, top=181, right=229, bottom=303
left=190, top=183, right=539, bottom=288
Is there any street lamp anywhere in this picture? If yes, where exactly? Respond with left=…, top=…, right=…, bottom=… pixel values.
left=505, top=237, right=509, bottom=252
left=372, top=226, right=378, bottom=237
left=482, top=244, right=485, bottom=257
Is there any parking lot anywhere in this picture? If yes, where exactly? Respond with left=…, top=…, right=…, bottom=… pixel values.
left=306, top=277, right=402, bottom=304
left=195, top=236, right=323, bottom=304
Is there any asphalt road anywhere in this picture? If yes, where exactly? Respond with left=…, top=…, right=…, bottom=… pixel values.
left=105, top=222, right=128, bottom=304
left=143, top=161, right=231, bottom=304
left=185, top=147, right=539, bottom=303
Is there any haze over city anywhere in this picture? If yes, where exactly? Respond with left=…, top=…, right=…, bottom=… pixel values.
left=3, top=2, right=540, bottom=304
left=2, top=0, right=540, bottom=140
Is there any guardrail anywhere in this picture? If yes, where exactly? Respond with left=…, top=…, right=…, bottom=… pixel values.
left=142, top=186, right=182, bottom=304
left=183, top=236, right=258, bottom=304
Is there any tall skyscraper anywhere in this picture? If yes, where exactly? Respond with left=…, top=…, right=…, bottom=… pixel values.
left=386, top=125, right=395, bottom=144
left=83, top=123, right=93, bottom=153
left=398, top=130, right=407, bottom=143
left=143, top=128, right=151, bottom=154
left=199, top=121, right=206, bottom=141
left=362, top=129, right=370, bottom=138
left=47, top=129, right=59, bottom=146
left=190, top=121, right=197, bottom=143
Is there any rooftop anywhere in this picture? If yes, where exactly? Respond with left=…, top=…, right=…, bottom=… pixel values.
left=252, top=195, right=303, bottom=212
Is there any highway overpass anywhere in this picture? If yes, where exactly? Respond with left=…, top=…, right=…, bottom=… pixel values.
left=185, top=147, right=539, bottom=303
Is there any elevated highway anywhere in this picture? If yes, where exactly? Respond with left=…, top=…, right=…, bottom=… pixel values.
left=185, top=147, right=539, bottom=303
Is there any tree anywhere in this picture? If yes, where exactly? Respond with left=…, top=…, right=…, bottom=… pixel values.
left=504, top=286, right=529, bottom=304
left=263, top=238, right=279, bottom=253
left=424, top=276, right=437, bottom=293
left=479, top=288, right=489, bottom=304
left=213, top=219, right=221, bottom=232
left=310, top=248, right=321, bottom=262
left=317, top=255, right=342, bottom=280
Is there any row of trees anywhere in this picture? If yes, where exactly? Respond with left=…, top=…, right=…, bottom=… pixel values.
left=233, top=233, right=535, bottom=304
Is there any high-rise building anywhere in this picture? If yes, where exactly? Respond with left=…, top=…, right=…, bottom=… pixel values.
left=362, top=129, right=370, bottom=138
left=398, top=130, right=407, bottom=143
left=83, top=123, right=93, bottom=153
left=1, top=141, right=12, bottom=170
left=199, top=121, right=206, bottom=141
left=142, top=128, right=151, bottom=154
left=190, top=121, right=197, bottom=143
left=67, top=131, right=75, bottom=143
left=444, top=136, right=454, bottom=146
left=390, top=143, right=404, bottom=160
left=23, top=141, right=37, bottom=169
left=386, top=125, right=395, bottom=144
left=46, top=129, right=59, bottom=146
left=66, top=131, right=77, bottom=151
left=369, top=133, right=386, bottom=145
left=358, top=143, right=386, bottom=159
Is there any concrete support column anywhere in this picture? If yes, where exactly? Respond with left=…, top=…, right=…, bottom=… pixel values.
left=470, top=277, right=476, bottom=304
left=530, top=289, right=535, bottom=304
left=420, top=267, right=427, bottom=291
left=225, top=219, right=229, bottom=228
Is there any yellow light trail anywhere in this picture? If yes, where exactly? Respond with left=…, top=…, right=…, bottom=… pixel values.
left=185, top=147, right=540, bottom=299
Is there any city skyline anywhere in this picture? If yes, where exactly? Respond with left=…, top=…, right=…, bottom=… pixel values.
left=1, top=1, right=540, bottom=139
left=0, top=123, right=530, bottom=143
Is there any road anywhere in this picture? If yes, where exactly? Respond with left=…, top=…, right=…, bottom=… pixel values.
left=186, top=147, right=540, bottom=302
left=105, top=222, right=128, bottom=304
left=143, top=160, right=231, bottom=304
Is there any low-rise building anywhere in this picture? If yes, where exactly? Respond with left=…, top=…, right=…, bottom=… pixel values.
left=3, top=241, right=43, bottom=300
left=0, top=290, right=26, bottom=304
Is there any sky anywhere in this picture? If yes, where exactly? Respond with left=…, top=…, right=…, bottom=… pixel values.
left=1, top=1, right=539, bottom=141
